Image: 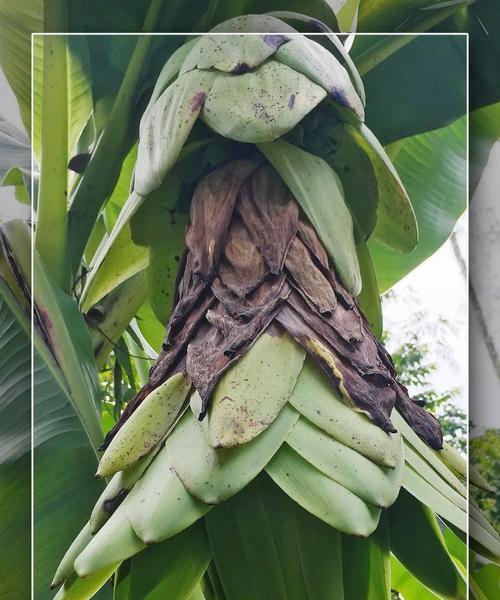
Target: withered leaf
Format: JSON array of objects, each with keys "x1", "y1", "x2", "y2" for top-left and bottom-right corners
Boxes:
[
  {"x1": 186, "y1": 159, "x2": 260, "y2": 281},
  {"x1": 236, "y1": 164, "x2": 298, "y2": 274},
  {"x1": 396, "y1": 388, "x2": 443, "y2": 450},
  {"x1": 150, "y1": 290, "x2": 214, "y2": 387},
  {"x1": 297, "y1": 220, "x2": 329, "y2": 269},
  {"x1": 211, "y1": 274, "x2": 289, "y2": 320},
  {"x1": 219, "y1": 216, "x2": 268, "y2": 298},
  {"x1": 187, "y1": 285, "x2": 289, "y2": 417},
  {"x1": 285, "y1": 236, "x2": 337, "y2": 314},
  {"x1": 286, "y1": 291, "x2": 362, "y2": 352},
  {"x1": 104, "y1": 158, "x2": 443, "y2": 453},
  {"x1": 275, "y1": 302, "x2": 397, "y2": 433},
  {"x1": 165, "y1": 252, "x2": 207, "y2": 340}
]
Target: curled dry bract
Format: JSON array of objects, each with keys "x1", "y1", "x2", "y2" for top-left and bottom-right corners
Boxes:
[{"x1": 105, "y1": 160, "x2": 443, "y2": 452}]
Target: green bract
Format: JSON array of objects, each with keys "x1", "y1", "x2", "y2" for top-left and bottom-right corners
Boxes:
[{"x1": 134, "y1": 21, "x2": 367, "y2": 199}]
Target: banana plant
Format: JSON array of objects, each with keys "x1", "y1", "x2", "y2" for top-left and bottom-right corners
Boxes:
[{"x1": 0, "y1": 3, "x2": 499, "y2": 600}]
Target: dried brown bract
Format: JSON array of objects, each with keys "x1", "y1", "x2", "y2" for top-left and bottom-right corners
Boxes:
[{"x1": 102, "y1": 159, "x2": 442, "y2": 451}]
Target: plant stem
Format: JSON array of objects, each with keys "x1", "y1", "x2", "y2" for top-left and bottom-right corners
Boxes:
[
  {"x1": 66, "y1": 0, "x2": 163, "y2": 279},
  {"x1": 35, "y1": 0, "x2": 69, "y2": 291}
]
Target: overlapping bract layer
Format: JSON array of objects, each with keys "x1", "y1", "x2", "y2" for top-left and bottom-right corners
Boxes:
[
  {"x1": 103, "y1": 159, "x2": 442, "y2": 456},
  {"x1": 54, "y1": 363, "x2": 407, "y2": 594}
]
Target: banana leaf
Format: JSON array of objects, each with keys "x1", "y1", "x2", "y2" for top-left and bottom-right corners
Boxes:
[
  {"x1": 114, "y1": 522, "x2": 210, "y2": 600},
  {"x1": 357, "y1": 0, "x2": 467, "y2": 33},
  {"x1": 359, "y1": 35, "x2": 466, "y2": 145},
  {"x1": 369, "y1": 116, "x2": 466, "y2": 292},
  {"x1": 0, "y1": 285, "x2": 30, "y2": 599},
  {"x1": 205, "y1": 474, "x2": 345, "y2": 600},
  {"x1": 0, "y1": 281, "x2": 107, "y2": 600}
]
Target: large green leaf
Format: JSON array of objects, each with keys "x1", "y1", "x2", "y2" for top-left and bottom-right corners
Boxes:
[
  {"x1": 35, "y1": 29, "x2": 70, "y2": 289},
  {"x1": 3, "y1": 219, "x2": 103, "y2": 448},
  {"x1": 66, "y1": 0, "x2": 210, "y2": 33},
  {"x1": 357, "y1": 0, "x2": 465, "y2": 33},
  {"x1": 358, "y1": 35, "x2": 466, "y2": 145},
  {"x1": 0, "y1": 116, "x2": 30, "y2": 184},
  {"x1": 472, "y1": 563, "x2": 500, "y2": 600},
  {"x1": 391, "y1": 555, "x2": 440, "y2": 600},
  {"x1": 0, "y1": 279, "x2": 107, "y2": 600},
  {"x1": 66, "y1": 6, "x2": 165, "y2": 275},
  {"x1": 342, "y1": 512, "x2": 391, "y2": 600},
  {"x1": 0, "y1": 0, "x2": 43, "y2": 136},
  {"x1": 0, "y1": 285, "x2": 30, "y2": 599},
  {"x1": 114, "y1": 522, "x2": 211, "y2": 600},
  {"x1": 209, "y1": 0, "x2": 341, "y2": 31},
  {"x1": 66, "y1": 36, "x2": 94, "y2": 156},
  {"x1": 34, "y1": 248, "x2": 103, "y2": 448},
  {"x1": 389, "y1": 488, "x2": 464, "y2": 599},
  {"x1": 454, "y1": 0, "x2": 500, "y2": 110},
  {"x1": 206, "y1": 474, "x2": 345, "y2": 600},
  {"x1": 368, "y1": 116, "x2": 466, "y2": 292},
  {"x1": 3, "y1": 12, "x2": 93, "y2": 164}
]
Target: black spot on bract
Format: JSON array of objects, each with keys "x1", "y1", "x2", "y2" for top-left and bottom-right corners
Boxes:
[
  {"x1": 262, "y1": 34, "x2": 288, "y2": 49},
  {"x1": 309, "y1": 18, "x2": 330, "y2": 33},
  {"x1": 233, "y1": 62, "x2": 251, "y2": 75},
  {"x1": 330, "y1": 88, "x2": 348, "y2": 107}
]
